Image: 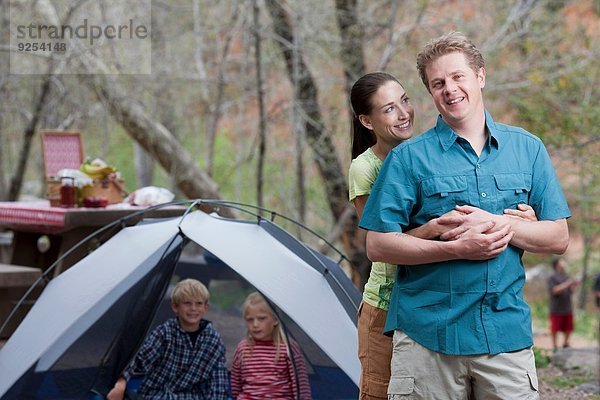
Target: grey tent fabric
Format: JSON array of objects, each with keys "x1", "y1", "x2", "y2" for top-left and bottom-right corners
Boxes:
[
  {"x1": 0, "y1": 217, "x2": 184, "y2": 398},
  {"x1": 0, "y1": 209, "x2": 361, "y2": 398},
  {"x1": 180, "y1": 211, "x2": 360, "y2": 383}
]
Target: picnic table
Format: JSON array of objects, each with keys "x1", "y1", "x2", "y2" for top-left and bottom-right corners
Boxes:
[
  {"x1": 0, "y1": 200, "x2": 186, "y2": 273},
  {"x1": 0, "y1": 200, "x2": 186, "y2": 338}
]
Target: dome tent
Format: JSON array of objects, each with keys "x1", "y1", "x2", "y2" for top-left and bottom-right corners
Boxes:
[{"x1": 0, "y1": 201, "x2": 360, "y2": 399}]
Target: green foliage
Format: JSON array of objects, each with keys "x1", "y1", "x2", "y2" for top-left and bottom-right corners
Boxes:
[
  {"x1": 529, "y1": 298, "x2": 599, "y2": 342},
  {"x1": 533, "y1": 346, "x2": 551, "y2": 369},
  {"x1": 551, "y1": 376, "x2": 594, "y2": 389},
  {"x1": 3, "y1": 0, "x2": 599, "y2": 267},
  {"x1": 530, "y1": 300, "x2": 549, "y2": 329},
  {"x1": 574, "y1": 309, "x2": 599, "y2": 342},
  {"x1": 208, "y1": 280, "x2": 255, "y2": 310},
  {"x1": 81, "y1": 125, "x2": 138, "y2": 191}
]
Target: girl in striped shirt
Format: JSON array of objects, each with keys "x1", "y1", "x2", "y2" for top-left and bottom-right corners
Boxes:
[{"x1": 231, "y1": 292, "x2": 312, "y2": 399}]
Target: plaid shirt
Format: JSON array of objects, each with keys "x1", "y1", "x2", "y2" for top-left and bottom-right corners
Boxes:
[{"x1": 123, "y1": 318, "x2": 229, "y2": 399}]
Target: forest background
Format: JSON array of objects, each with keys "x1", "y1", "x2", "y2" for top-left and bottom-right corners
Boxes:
[{"x1": 1, "y1": 0, "x2": 599, "y2": 315}]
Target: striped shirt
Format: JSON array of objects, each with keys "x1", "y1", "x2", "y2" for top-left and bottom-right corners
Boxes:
[
  {"x1": 122, "y1": 318, "x2": 229, "y2": 399},
  {"x1": 230, "y1": 338, "x2": 312, "y2": 399}
]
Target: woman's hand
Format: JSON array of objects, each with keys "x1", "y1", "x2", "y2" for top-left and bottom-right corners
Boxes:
[{"x1": 503, "y1": 203, "x2": 537, "y2": 222}]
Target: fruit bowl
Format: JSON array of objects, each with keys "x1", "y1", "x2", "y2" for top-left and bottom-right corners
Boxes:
[{"x1": 82, "y1": 196, "x2": 109, "y2": 208}]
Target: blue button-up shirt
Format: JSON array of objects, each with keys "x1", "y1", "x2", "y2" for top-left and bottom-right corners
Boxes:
[{"x1": 359, "y1": 110, "x2": 571, "y2": 355}]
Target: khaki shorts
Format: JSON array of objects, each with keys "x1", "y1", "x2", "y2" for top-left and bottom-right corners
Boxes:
[
  {"x1": 388, "y1": 330, "x2": 539, "y2": 400},
  {"x1": 357, "y1": 301, "x2": 392, "y2": 400}
]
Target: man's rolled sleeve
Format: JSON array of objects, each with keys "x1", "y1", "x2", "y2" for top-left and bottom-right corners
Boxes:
[
  {"x1": 530, "y1": 143, "x2": 571, "y2": 221},
  {"x1": 359, "y1": 149, "x2": 415, "y2": 233}
]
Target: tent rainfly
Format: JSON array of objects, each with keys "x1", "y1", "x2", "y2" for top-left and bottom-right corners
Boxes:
[{"x1": 0, "y1": 204, "x2": 361, "y2": 399}]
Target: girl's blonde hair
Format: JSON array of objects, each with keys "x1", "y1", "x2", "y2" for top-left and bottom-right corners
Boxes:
[{"x1": 241, "y1": 291, "x2": 290, "y2": 363}]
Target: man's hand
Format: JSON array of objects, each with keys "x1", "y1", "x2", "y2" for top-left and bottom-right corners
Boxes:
[
  {"x1": 449, "y1": 220, "x2": 514, "y2": 260},
  {"x1": 436, "y1": 204, "x2": 536, "y2": 241},
  {"x1": 366, "y1": 218, "x2": 514, "y2": 265},
  {"x1": 569, "y1": 278, "x2": 581, "y2": 289},
  {"x1": 409, "y1": 209, "x2": 465, "y2": 239},
  {"x1": 437, "y1": 205, "x2": 501, "y2": 241}
]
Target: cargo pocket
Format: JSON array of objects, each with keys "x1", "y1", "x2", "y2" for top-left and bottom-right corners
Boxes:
[
  {"x1": 494, "y1": 173, "x2": 531, "y2": 210},
  {"x1": 527, "y1": 370, "x2": 539, "y2": 392},
  {"x1": 387, "y1": 376, "x2": 415, "y2": 397},
  {"x1": 363, "y1": 374, "x2": 391, "y2": 398},
  {"x1": 421, "y1": 176, "x2": 468, "y2": 217}
]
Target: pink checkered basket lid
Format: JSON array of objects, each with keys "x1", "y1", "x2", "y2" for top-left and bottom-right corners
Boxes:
[{"x1": 41, "y1": 131, "x2": 84, "y2": 178}]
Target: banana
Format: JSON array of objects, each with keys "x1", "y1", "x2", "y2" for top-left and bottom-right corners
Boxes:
[{"x1": 80, "y1": 160, "x2": 117, "y2": 180}]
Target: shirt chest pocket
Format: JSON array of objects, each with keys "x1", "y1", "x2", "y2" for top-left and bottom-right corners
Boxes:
[
  {"x1": 494, "y1": 173, "x2": 532, "y2": 209},
  {"x1": 421, "y1": 176, "x2": 469, "y2": 217}
]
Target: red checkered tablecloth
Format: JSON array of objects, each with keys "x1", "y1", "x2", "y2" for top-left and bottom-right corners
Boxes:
[{"x1": 0, "y1": 201, "x2": 67, "y2": 233}]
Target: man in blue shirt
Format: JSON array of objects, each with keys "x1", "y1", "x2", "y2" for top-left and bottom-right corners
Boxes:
[{"x1": 360, "y1": 32, "x2": 570, "y2": 399}]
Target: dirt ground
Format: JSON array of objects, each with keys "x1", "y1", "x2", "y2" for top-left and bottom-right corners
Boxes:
[
  {"x1": 534, "y1": 329, "x2": 599, "y2": 399},
  {"x1": 2, "y1": 326, "x2": 598, "y2": 399}
]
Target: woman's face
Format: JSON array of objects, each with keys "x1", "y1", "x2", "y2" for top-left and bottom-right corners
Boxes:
[{"x1": 359, "y1": 80, "x2": 414, "y2": 146}]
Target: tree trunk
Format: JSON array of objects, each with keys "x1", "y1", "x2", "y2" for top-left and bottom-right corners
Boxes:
[
  {"x1": 265, "y1": 0, "x2": 370, "y2": 287},
  {"x1": 133, "y1": 143, "x2": 154, "y2": 188},
  {"x1": 333, "y1": 0, "x2": 370, "y2": 286},
  {"x1": 291, "y1": 16, "x2": 306, "y2": 226},
  {"x1": 81, "y1": 73, "x2": 234, "y2": 218},
  {"x1": 578, "y1": 234, "x2": 590, "y2": 309},
  {"x1": 205, "y1": 3, "x2": 239, "y2": 177},
  {"x1": 253, "y1": 0, "x2": 267, "y2": 210},
  {"x1": 8, "y1": 76, "x2": 52, "y2": 201},
  {"x1": 334, "y1": 0, "x2": 366, "y2": 95}
]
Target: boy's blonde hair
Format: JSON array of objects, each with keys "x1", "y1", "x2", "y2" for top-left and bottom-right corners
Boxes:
[
  {"x1": 171, "y1": 279, "x2": 210, "y2": 305},
  {"x1": 416, "y1": 31, "x2": 485, "y2": 92},
  {"x1": 241, "y1": 291, "x2": 289, "y2": 362}
]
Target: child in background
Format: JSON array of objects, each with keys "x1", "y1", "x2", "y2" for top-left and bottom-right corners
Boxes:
[
  {"x1": 230, "y1": 292, "x2": 312, "y2": 400},
  {"x1": 107, "y1": 279, "x2": 229, "y2": 400}
]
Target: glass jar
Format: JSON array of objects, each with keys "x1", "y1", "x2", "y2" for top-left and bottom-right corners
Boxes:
[{"x1": 60, "y1": 177, "x2": 76, "y2": 208}]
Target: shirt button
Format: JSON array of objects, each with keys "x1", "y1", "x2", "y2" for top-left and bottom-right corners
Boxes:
[
  {"x1": 481, "y1": 192, "x2": 487, "y2": 198},
  {"x1": 476, "y1": 163, "x2": 481, "y2": 169},
  {"x1": 490, "y1": 281, "x2": 495, "y2": 286}
]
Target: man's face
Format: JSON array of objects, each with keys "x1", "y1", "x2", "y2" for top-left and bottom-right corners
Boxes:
[{"x1": 425, "y1": 52, "x2": 485, "y2": 128}]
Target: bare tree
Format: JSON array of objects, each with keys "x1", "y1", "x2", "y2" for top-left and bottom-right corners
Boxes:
[
  {"x1": 7, "y1": 75, "x2": 52, "y2": 201},
  {"x1": 205, "y1": 4, "x2": 240, "y2": 177},
  {"x1": 291, "y1": 8, "x2": 306, "y2": 226},
  {"x1": 253, "y1": 0, "x2": 268, "y2": 209},
  {"x1": 265, "y1": 0, "x2": 370, "y2": 285},
  {"x1": 4, "y1": 0, "x2": 597, "y2": 291},
  {"x1": 82, "y1": 73, "x2": 234, "y2": 216},
  {"x1": 334, "y1": 0, "x2": 366, "y2": 95},
  {"x1": 133, "y1": 143, "x2": 154, "y2": 187}
]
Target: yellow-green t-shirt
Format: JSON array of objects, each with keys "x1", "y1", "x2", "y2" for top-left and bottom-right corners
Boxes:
[{"x1": 348, "y1": 147, "x2": 396, "y2": 311}]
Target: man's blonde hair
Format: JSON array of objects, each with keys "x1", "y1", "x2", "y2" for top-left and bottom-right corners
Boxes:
[
  {"x1": 416, "y1": 31, "x2": 485, "y2": 92},
  {"x1": 171, "y1": 278, "x2": 210, "y2": 305}
]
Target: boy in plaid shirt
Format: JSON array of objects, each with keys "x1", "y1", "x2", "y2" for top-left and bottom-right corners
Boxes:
[{"x1": 107, "y1": 279, "x2": 228, "y2": 400}]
